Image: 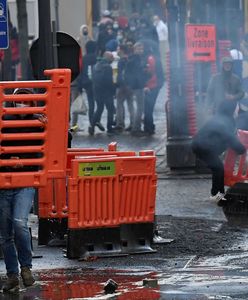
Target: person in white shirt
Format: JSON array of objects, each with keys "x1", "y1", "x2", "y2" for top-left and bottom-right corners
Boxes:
[{"x1": 153, "y1": 15, "x2": 169, "y2": 77}]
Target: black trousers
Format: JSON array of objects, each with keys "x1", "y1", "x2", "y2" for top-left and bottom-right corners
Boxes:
[
  {"x1": 84, "y1": 84, "x2": 95, "y2": 126},
  {"x1": 144, "y1": 87, "x2": 159, "y2": 133},
  {"x1": 92, "y1": 93, "x2": 114, "y2": 131},
  {"x1": 194, "y1": 149, "x2": 224, "y2": 196}
]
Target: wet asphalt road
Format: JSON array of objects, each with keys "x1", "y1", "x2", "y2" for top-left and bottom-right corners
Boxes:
[{"x1": 1, "y1": 84, "x2": 248, "y2": 299}]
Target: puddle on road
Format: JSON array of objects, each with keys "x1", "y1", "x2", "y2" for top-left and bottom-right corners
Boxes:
[{"x1": 0, "y1": 267, "x2": 247, "y2": 299}]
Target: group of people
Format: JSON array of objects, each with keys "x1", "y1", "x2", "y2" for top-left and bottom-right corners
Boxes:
[
  {"x1": 72, "y1": 10, "x2": 168, "y2": 137},
  {"x1": 192, "y1": 54, "x2": 248, "y2": 205}
]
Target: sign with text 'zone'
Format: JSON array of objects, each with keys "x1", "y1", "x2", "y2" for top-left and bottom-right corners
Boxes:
[
  {"x1": 185, "y1": 24, "x2": 216, "y2": 62},
  {"x1": 0, "y1": 0, "x2": 8, "y2": 49}
]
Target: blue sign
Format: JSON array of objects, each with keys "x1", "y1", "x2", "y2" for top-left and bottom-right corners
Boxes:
[{"x1": 0, "y1": 0, "x2": 8, "y2": 49}]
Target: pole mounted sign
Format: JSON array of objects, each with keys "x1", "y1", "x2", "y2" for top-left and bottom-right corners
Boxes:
[
  {"x1": 0, "y1": 0, "x2": 8, "y2": 49},
  {"x1": 185, "y1": 24, "x2": 216, "y2": 62}
]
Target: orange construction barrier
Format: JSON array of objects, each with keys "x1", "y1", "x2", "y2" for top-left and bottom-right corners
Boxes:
[
  {"x1": 0, "y1": 69, "x2": 71, "y2": 188},
  {"x1": 38, "y1": 145, "x2": 137, "y2": 245},
  {"x1": 119, "y1": 151, "x2": 157, "y2": 224},
  {"x1": 68, "y1": 152, "x2": 156, "y2": 229},
  {"x1": 66, "y1": 151, "x2": 157, "y2": 258},
  {"x1": 39, "y1": 146, "x2": 136, "y2": 219},
  {"x1": 68, "y1": 156, "x2": 121, "y2": 229},
  {"x1": 224, "y1": 130, "x2": 248, "y2": 187}
]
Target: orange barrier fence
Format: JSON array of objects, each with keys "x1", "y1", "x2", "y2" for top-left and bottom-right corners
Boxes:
[
  {"x1": 68, "y1": 152, "x2": 157, "y2": 229},
  {"x1": 0, "y1": 69, "x2": 71, "y2": 188},
  {"x1": 224, "y1": 130, "x2": 248, "y2": 187},
  {"x1": 39, "y1": 146, "x2": 136, "y2": 218}
]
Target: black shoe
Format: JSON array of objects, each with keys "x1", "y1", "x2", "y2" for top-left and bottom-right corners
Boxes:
[
  {"x1": 88, "y1": 126, "x2": 94, "y2": 136},
  {"x1": 2, "y1": 274, "x2": 20, "y2": 293},
  {"x1": 95, "y1": 122, "x2": 105, "y2": 131}
]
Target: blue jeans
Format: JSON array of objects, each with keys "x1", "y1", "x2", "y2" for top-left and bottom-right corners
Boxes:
[{"x1": 0, "y1": 188, "x2": 34, "y2": 275}]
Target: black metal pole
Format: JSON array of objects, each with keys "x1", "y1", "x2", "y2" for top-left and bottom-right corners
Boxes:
[
  {"x1": 166, "y1": 0, "x2": 195, "y2": 169},
  {"x1": 167, "y1": 0, "x2": 188, "y2": 137},
  {"x1": 37, "y1": 0, "x2": 53, "y2": 79}
]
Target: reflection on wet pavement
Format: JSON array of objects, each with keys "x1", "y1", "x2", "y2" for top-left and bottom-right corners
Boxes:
[{"x1": 1, "y1": 266, "x2": 248, "y2": 299}]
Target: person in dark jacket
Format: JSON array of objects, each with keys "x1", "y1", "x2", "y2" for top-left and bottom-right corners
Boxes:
[
  {"x1": 77, "y1": 41, "x2": 98, "y2": 128},
  {"x1": 90, "y1": 51, "x2": 115, "y2": 135},
  {"x1": 206, "y1": 56, "x2": 244, "y2": 115},
  {"x1": 137, "y1": 17, "x2": 159, "y2": 46},
  {"x1": 97, "y1": 25, "x2": 116, "y2": 56},
  {"x1": 114, "y1": 44, "x2": 134, "y2": 131},
  {"x1": 124, "y1": 42, "x2": 150, "y2": 136},
  {"x1": 192, "y1": 101, "x2": 246, "y2": 203}
]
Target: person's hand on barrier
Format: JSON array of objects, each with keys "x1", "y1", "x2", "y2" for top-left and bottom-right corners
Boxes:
[{"x1": 10, "y1": 156, "x2": 23, "y2": 169}]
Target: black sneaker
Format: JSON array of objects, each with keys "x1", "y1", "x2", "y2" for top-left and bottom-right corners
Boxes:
[
  {"x1": 21, "y1": 267, "x2": 35, "y2": 287},
  {"x1": 88, "y1": 126, "x2": 94, "y2": 136},
  {"x1": 2, "y1": 274, "x2": 20, "y2": 293},
  {"x1": 95, "y1": 122, "x2": 105, "y2": 131}
]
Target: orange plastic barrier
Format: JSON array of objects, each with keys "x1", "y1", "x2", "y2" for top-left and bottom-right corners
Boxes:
[
  {"x1": 224, "y1": 130, "x2": 248, "y2": 187},
  {"x1": 119, "y1": 152, "x2": 157, "y2": 224},
  {"x1": 68, "y1": 156, "x2": 121, "y2": 228},
  {"x1": 39, "y1": 148, "x2": 136, "y2": 218},
  {"x1": 68, "y1": 152, "x2": 157, "y2": 229},
  {"x1": 0, "y1": 69, "x2": 71, "y2": 188},
  {"x1": 38, "y1": 178, "x2": 67, "y2": 218}
]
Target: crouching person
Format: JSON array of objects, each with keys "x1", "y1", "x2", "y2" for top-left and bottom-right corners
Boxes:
[
  {"x1": 0, "y1": 88, "x2": 47, "y2": 293},
  {"x1": 192, "y1": 101, "x2": 246, "y2": 204}
]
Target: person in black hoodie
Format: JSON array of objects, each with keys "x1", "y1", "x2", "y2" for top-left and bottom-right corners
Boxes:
[
  {"x1": 90, "y1": 51, "x2": 115, "y2": 135},
  {"x1": 192, "y1": 101, "x2": 246, "y2": 204},
  {"x1": 124, "y1": 42, "x2": 150, "y2": 136},
  {"x1": 77, "y1": 40, "x2": 98, "y2": 129}
]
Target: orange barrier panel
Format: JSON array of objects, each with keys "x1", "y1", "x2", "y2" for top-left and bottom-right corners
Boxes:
[
  {"x1": 119, "y1": 154, "x2": 157, "y2": 224},
  {"x1": 39, "y1": 149, "x2": 136, "y2": 218},
  {"x1": 224, "y1": 130, "x2": 248, "y2": 187},
  {"x1": 0, "y1": 69, "x2": 71, "y2": 188},
  {"x1": 67, "y1": 150, "x2": 136, "y2": 172},
  {"x1": 68, "y1": 157, "x2": 121, "y2": 229},
  {"x1": 68, "y1": 153, "x2": 157, "y2": 229},
  {"x1": 38, "y1": 178, "x2": 67, "y2": 218},
  {"x1": 68, "y1": 148, "x2": 105, "y2": 152}
]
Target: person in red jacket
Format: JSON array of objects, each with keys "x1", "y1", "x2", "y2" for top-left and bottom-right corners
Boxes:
[{"x1": 143, "y1": 44, "x2": 164, "y2": 135}]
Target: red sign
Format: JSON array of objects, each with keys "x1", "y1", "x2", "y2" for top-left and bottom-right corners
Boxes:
[{"x1": 185, "y1": 24, "x2": 216, "y2": 62}]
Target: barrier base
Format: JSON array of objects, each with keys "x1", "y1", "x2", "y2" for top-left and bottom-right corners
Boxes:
[
  {"x1": 120, "y1": 223, "x2": 156, "y2": 254},
  {"x1": 38, "y1": 218, "x2": 68, "y2": 246},
  {"x1": 166, "y1": 136, "x2": 196, "y2": 168},
  {"x1": 66, "y1": 227, "x2": 125, "y2": 259},
  {"x1": 222, "y1": 183, "x2": 248, "y2": 223}
]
